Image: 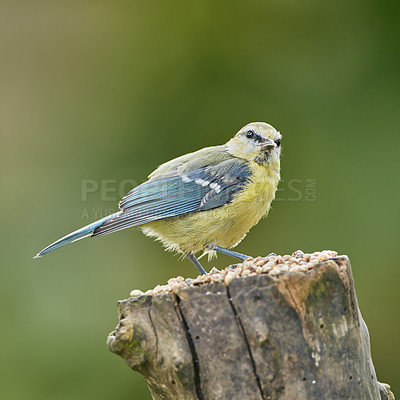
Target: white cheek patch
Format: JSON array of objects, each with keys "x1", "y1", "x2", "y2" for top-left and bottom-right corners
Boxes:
[{"x1": 241, "y1": 136, "x2": 258, "y2": 150}]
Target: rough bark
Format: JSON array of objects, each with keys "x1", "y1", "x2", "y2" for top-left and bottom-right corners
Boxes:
[{"x1": 107, "y1": 256, "x2": 394, "y2": 400}]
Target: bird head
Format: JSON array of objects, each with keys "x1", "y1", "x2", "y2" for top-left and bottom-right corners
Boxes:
[{"x1": 226, "y1": 122, "x2": 282, "y2": 166}]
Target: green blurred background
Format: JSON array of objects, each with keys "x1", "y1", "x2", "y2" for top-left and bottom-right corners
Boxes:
[{"x1": 1, "y1": 0, "x2": 399, "y2": 399}]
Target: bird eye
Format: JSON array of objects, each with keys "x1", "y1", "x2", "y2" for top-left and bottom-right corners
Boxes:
[
  {"x1": 246, "y1": 130, "x2": 255, "y2": 139},
  {"x1": 275, "y1": 139, "x2": 281, "y2": 147}
]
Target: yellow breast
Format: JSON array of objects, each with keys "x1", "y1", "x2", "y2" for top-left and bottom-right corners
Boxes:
[{"x1": 141, "y1": 162, "x2": 280, "y2": 254}]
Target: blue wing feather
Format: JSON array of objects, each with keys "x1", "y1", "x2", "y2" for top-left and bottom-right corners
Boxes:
[{"x1": 92, "y1": 158, "x2": 252, "y2": 237}]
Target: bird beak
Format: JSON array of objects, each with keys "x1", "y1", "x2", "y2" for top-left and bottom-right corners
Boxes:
[{"x1": 260, "y1": 139, "x2": 276, "y2": 150}]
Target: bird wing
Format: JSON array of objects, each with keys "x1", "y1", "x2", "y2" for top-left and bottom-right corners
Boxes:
[{"x1": 92, "y1": 153, "x2": 252, "y2": 237}]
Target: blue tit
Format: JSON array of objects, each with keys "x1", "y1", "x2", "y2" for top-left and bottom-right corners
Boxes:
[{"x1": 35, "y1": 122, "x2": 282, "y2": 275}]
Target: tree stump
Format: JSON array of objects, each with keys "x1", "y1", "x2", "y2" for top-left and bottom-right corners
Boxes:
[{"x1": 107, "y1": 253, "x2": 394, "y2": 400}]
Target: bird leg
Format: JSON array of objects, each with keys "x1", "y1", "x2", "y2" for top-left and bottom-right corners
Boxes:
[
  {"x1": 210, "y1": 245, "x2": 249, "y2": 261},
  {"x1": 187, "y1": 247, "x2": 276, "y2": 275},
  {"x1": 186, "y1": 252, "x2": 207, "y2": 275}
]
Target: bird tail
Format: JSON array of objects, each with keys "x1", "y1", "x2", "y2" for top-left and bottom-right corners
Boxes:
[{"x1": 34, "y1": 211, "x2": 122, "y2": 258}]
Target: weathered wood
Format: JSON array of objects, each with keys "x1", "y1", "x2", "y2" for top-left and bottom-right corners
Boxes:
[{"x1": 107, "y1": 255, "x2": 394, "y2": 400}]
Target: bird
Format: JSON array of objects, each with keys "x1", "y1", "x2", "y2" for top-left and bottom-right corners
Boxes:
[{"x1": 34, "y1": 122, "x2": 282, "y2": 275}]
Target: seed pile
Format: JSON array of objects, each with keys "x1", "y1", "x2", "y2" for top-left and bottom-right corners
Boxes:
[{"x1": 129, "y1": 250, "x2": 339, "y2": 297}]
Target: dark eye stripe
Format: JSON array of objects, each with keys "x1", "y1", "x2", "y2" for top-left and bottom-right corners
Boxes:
[{"x1": 245, "y1": 130, "x2": 263, "y2": 142}]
